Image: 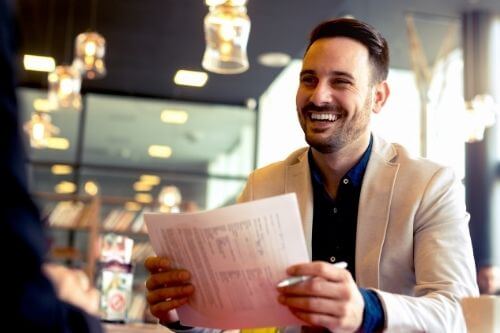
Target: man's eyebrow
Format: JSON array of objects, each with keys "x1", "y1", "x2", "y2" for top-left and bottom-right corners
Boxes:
[
  {"x1": 299, "y1": 69, "x2": 354, "y2": 80},
  {"x1": 330, "y1": 71, "x2": 355, "y2": 80},
  {"x1": 299, "y1": 69, "x2": 316, "y2": 77}
]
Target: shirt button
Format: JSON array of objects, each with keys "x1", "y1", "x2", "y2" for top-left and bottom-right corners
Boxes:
[
  {"x1": 329, "y1": 256, "x2": 336, "y2": 263},
  {"x1": 343, "y1": 178, "x2": 349, "y2": 184}
]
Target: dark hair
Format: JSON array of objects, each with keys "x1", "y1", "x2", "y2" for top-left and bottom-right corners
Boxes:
[{"x1": 306, "y1": 18, "x2": 389, "y2": 83}]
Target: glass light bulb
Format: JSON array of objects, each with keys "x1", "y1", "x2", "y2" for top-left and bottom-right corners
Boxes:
[
  {"x1": 202, "y1": 4, "x2": 250, "y2": 74},
  {"x1": 73, "y1": 31, "x2": 107, "y2": 79},
  {"x1": 219, "y1": 22, "x2": 237, "y2": 41},
  {"x1": 24, "y1": 112, "x2": 59, "y2": 149},
  {"x1": 48, "y1": 65, "x2": 81, "y2": 109},
  {"x1": 32, "y1": 122, "x2": 46, "y2": 142},
  {"x1": 59, "y1": 77, "x2": 74, "y2": 96},
  {"x1": 158, "y1": 186, "x2": 182, "y2": 207},
  {"x1": 84, "y1": 41, "x2": 97, "y2": 56}
]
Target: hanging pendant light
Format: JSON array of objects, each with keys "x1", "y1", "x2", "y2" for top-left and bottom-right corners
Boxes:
[
  {"x1": 202, "y1": 0, "x2": 251, "y2": 74},
  {"x1": 23, "y1": 112, "x2": 60, "y2": 148},
  {"x1": 158, "y1": 186, "x2": 182, "y2": 213},
  {"x1": 73, "y1": 31, "x2": 106, "y2": 79},
  {"x1": 48, "y1": 65, "x2": 82, "y2": 109}
]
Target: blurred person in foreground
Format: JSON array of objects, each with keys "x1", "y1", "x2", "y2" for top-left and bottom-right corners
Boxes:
[
  {"x1": 144, "y1": 17, "x2": 478, "y2": 332},
  {"x1": 0, "y1": 0, "x2": 102, "y2": 331}
]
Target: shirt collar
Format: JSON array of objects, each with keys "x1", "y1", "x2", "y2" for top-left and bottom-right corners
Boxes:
[{"x1": 308, "y1": 134, "x2": 373, "y2": 187}]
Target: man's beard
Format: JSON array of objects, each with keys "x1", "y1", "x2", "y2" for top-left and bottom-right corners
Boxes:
[{"x1": 300, "y1": 97, "x2": 372, "y2": 154}]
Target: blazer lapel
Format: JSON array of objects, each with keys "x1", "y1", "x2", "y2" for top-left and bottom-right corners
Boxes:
[
  {"x1": 356, "y1": 136, "x2": 399, "y2": 288},
  {"x1": 285, "y1": 150, "x2": 314, "y2": 258}
]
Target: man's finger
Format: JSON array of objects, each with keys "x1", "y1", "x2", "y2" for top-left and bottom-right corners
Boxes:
[
  {"x1": 277, "y1": 278, "x2": 350, "y2": 299},
  {"x1": 144, "y1": 256, "x2": 172, "y2": 273},
  {"x1": 278, "y1": 294, "x2": 343, "y2": 316},
  {"x1": 146, "y1": 269, "x2": 191, "y2": 290},
  {"x1": 149, "y1": 298, "x2": 189, "y2": 318},
  {"x1": 146, "y1": 284, "x2": 195, "y2": 305},
  {"x1": 291, "y1": 310, "x2": 342, "y2": 331}
]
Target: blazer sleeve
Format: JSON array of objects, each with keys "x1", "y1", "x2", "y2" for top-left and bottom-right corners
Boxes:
[{"x1": 375, "y1": 166, "x2": 478, "y2": 332}]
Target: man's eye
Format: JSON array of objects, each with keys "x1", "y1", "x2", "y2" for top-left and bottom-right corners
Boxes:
[
  {"x1": 332, "y1": 79, "x2": 350, "y2": 85},
  {"x1": 300, "y1": 76, "x2": 316, "y2": 85}
]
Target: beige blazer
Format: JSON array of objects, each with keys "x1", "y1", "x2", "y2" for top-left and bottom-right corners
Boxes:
[{"x1": 238, "y1": 135, "x2": 478, "y2": 333}]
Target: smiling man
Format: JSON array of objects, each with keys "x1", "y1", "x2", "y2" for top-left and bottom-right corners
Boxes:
[{"x1": 145, "y1": 18, "x2": 478, "y2": 333}]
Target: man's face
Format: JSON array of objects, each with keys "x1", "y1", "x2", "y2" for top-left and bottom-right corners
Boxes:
[{"x1": 296, "y1": 37, "x2": 376, "y2": 153}]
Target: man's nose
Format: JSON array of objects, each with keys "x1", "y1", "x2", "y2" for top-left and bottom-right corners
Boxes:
[{"x1": 309, "y1": 82, "x2": 333, "y2": 105}]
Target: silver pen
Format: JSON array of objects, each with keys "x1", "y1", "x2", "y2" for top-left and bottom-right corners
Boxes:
[{"x1": 276, "y1": 261, "x2": 348, "y2": 288}]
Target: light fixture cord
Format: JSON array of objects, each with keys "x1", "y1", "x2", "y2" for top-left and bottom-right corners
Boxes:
[
  {"x1": 45, "y1": 0, "x2": 55, "y2": 55},
  {"x1": 90, "y1": 0, "x2": 98, "y2": 30},
  {"x1": 64, "y1": 0, "x2": 76, "y2": 64},
  {"x1": 42, "y1": 0, "x2": 55, "y2": 87}
]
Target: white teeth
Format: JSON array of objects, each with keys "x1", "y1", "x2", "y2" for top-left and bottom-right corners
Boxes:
[{"x1": 310, "y1": 113, "x2": 338, "y2": 122}]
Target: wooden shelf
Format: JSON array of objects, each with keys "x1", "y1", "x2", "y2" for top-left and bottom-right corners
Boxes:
[
  {"x1": 50, "y1": 246, "x2": 82, "y2": 261},
  {"x1": 100, "y1": 228, "x2": 148, "y2": 236},
  {"x1": 34, "y1": 192, "x2": 101, "y2": 280}
]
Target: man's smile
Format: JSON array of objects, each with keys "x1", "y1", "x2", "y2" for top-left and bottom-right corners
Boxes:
[{"x1": 308, "y1": 111, "x2": 340, "y2": 122}]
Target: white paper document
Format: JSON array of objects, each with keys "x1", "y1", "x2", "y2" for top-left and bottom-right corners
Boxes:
[{"x1": 144, "y1": 193, "x2": 309, "y2": 329}]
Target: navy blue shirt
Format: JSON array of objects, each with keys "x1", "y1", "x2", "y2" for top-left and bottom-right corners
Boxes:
[{"x1": 309, "y1": 136, "x2": 384, "y2": 332}]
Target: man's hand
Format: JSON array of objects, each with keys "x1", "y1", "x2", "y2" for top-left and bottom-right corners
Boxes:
[
  {"x1": 144, "y1": 256, "x2": 195, "y2": 323},
  {"x1": 277, "y1": 261, "x2": 364, "y2": 333},
  {"x1": 43, "y1": 263, "x2": 100, "y2": 315}
]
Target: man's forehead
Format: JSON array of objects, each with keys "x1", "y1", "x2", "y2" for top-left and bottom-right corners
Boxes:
[{"x1": 301, "y1": 37, "x2": 371, "y2": 76}]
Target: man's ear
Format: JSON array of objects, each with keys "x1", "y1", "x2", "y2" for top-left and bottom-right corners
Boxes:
[{"x1": 372, "y1": 80, "x2": 390, "y2": 114}]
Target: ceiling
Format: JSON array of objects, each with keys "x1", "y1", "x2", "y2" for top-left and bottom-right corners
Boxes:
[
  {"x1": 14, "y1": 0, "x2": 500, "y2": 107},
  {"x1": 15, "y1": 0, "x2": 338, "y2": 106}
]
